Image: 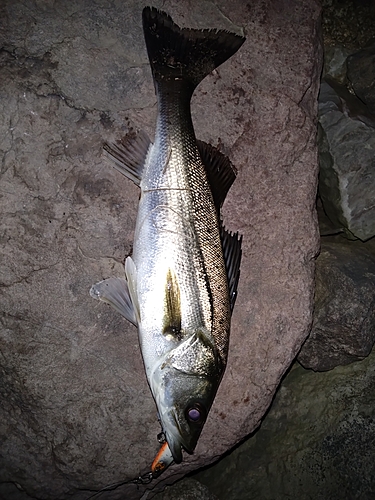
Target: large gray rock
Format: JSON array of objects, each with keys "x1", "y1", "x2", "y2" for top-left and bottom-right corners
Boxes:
[
  {"x1": 298, "y1": 237, "x2": 375, "y2": 371},
  {"x1": 318, "y1": 78, "x2": 375, "y2": 241},
  {"x1": 347, "y1": 42, "x2": 375, "y2": 115},
  {"x1": 195, "y1": 349, "x2": 375, "y2": 500},
  {"x1": 0, "y1": 0, "x2": 321, "y2": 498}
]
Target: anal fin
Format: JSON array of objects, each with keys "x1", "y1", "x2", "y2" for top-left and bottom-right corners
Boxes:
[{"x1": 103, "y1": 129, "x2": 151, "y2": 186}]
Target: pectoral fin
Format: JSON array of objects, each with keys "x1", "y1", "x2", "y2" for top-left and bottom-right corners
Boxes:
[{"x1": 90, "y1": 277, "x2": 138, "y2": 327}]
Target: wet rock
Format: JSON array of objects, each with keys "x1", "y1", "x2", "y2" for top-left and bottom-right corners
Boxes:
[
  {"x1": 298, "y1": 237, "x2": 375, "y2": 371},
  {"x1": 347, "y1": 42, "x2": 375, "y2": 115},
  {"x1": 318, "y1": 78, "x2": 375, "y2": 241},
  {"x1": 195, "y1": 350, "x2": 375, "y2": 500},
  {"x1": 0, "y1": 0, "x2": 321, "y2": 498}
]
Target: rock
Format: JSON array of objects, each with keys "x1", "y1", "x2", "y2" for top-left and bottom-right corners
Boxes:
[
  {"x1": 298, "y1": 237, "x2": 375, "y2": 371},
  {"x1": 316, "y1": 196, "x2": 345, "y2": 237},
  {"x1": 152, "y1": 478, "x2": 218, "y2": 500},
  {"x1": 0, "y1": 0, "x2": 321, "y2": 498},
  {"x1": 195, "y1": 350, "x2": 375, "y2": 499},
  {"x1": 323, "y1": 45, "x2": 352, "y2": 83},
  {"x1": 318, "y1": 78, "x2": 375, "y2": 241},
  {"x1": 347, "y1": 42, "x2": 375, "y2": 115},
  {"x1": 321, "y1": 0, "x2": 375, "y2": 50}
]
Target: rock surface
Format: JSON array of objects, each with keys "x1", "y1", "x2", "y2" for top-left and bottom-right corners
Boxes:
[
  {"x1": 195, "y1": 348, "x2": 375, "y2": 500},
  {"x1": 321, "y1": 0, "x2": 375, "y2": 50},
  {"x1": 322, "y1": 45, "x2": 352, "y2": 83},
  {"x1": 0, "y1": 0, "x2": 321, "y2": 498},
  {"x1": 298, "y1": 237, "x2": 375, "y2": 371},
  {"x1": 347, "y1": 42, "x2": 375, "y2": 114},
  {"x1": 318, "y1": 79, "x2": 375, "y2": 241},
  {"x1": 154, "y1": 478, "x2": 218, "y2": 500}
]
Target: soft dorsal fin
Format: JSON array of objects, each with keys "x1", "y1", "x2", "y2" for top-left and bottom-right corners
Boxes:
[
  {"x1": 103, "y1": 129, "x2": 151, "y2": 186},
  {"x1": 197, "y1": 141, "x2": 237, "y2": 211},
  {"x1": 90, "y1": 277, "x2": 138, "y2": 327},
  {"x1": 221, "y1": 226, "x2": 242, "y2": 312}
]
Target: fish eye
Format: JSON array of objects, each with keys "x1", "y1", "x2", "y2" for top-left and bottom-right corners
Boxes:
[{"x1": 185, "y1": 403, "x2": 206, "y2": 424}]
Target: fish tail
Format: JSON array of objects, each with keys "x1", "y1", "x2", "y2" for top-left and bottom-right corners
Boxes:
[{"x1": 142, "y1": 7, "x2": 245, "y2": 92}]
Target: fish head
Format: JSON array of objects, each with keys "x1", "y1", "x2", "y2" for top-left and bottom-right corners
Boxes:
[{"x1": 150, "y1": 330, "x2": 223, "y2": 463}]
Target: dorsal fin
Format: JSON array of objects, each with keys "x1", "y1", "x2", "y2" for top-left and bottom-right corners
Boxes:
[
  {"x1": 197, "y1": 141, "x2": 237, "y2": 211},
  {"x1": 221, "y1": 226, "x2": 242, "y2": 312},
  {"x1": 103, "y1": 129, "x2": 151, "y2": 186},
  {"x1": 163, "y1": 268, "x2": 182, "y2": 340}
]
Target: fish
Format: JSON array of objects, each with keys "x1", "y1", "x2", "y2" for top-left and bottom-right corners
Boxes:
[{"x1": 90, "y1": 6, "x2": 244, "y2": 475}]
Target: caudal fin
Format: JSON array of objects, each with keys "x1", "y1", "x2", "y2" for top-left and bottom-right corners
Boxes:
[{"x1": 142, "y1": 7, "x2": 245, "y2": 91}]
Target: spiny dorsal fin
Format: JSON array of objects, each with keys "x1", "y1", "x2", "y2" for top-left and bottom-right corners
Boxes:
[
  {"x1": 221, "y1": 226, "x2": 242, "y2": 312},
  {"x1": 163, "y1": 268, "x2": 182, "y2": 340},
  {"x1": 197, "y1": 141, "x2": 237, "y2": 211},
  {"x1": 103, "y1": 129, "x2": 151, "y2": 186}
]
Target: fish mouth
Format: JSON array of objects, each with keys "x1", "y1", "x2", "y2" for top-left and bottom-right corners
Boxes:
[
  {"x1": 163, "y1": 407, "x2": 197, "y2": 463},
  {"x1": 166, "y1": 434, "x2": 183, "y2": 464}
]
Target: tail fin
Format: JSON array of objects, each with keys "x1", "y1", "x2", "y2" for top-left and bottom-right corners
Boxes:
[{"x1": 142, "y1": 7, "x2": 245, "y2": 91}]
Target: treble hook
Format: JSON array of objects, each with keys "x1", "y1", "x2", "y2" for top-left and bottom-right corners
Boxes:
[
  {"x1": 133, "y1": 471, "x2": 154, "y2": 485},
  {"x1": 157, "y1": 431, "x2": 166, "y2": 444},
  {"x1": 85, "y1": 431, "x2": 172, "y2": 498}
]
